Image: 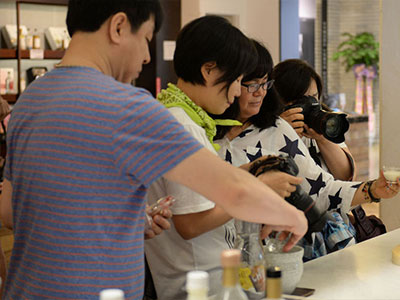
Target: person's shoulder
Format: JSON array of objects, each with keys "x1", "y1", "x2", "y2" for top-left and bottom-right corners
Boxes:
[{"x1": 167, "y1": 107, "x2": 195, "y2": 124}]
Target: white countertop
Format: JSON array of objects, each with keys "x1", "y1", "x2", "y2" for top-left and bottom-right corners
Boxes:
[{"x1": 297, "y1": 228, "x2": 400, "y2": 299}]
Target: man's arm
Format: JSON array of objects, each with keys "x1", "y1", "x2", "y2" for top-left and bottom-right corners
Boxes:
[
  {"x1": 0, "y1": 179, "x2": 13, "y2": 229},
  {"x1": 164, "y1": 148, "x2": 307, "y2": 249}
]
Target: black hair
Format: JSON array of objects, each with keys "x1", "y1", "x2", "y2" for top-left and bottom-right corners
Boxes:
[
  {"x1": 214, "y1": 40, "x2": 282, "y2": 140},
  {"x1": 174, "y1": 15, "x2": 257, "y2": 91},
  {"x1": 66, "y1": 0, "x2": 163, "y2": 37},
  {"x1": 272, "y1": 59, "x2": 323, "y2": 105}
]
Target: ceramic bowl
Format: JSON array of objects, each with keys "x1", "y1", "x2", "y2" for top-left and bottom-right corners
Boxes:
[{"x1": 264, "y1": 245, "x2": 304, "y2": 294}]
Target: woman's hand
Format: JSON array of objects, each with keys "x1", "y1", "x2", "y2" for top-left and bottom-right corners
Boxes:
[
  {"x1": 280, "y1": 107, "x2": 305, "y2": 137},
  {"x1": 257, "y1": 170, "x2": 302, "y2": 198},
  {"x1": 302, "y1": 124, "x2": 325, "y2": 141},
  {"x1": 371, "y1": 170, "x2": 400, "y2": 199}
]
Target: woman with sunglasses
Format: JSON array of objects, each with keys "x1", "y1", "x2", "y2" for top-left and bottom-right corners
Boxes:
[{"x1": 214, "y1": 40, "x2": 399, "y2": 261}]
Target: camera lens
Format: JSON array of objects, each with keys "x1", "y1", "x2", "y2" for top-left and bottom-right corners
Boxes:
[
  {"x1": 321, "y1": 113, "x2": 349, "y2": 143},
  {"x1": 325, "y1": 116, "x2": 340, "y2": 138}
]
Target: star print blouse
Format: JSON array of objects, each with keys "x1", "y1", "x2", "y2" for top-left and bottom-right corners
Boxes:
[{"x1": 214, "y1": 117, "x2": 361, "y2": 219}]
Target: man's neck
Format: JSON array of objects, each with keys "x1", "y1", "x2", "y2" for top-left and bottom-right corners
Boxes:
[{"x1": 57, "y1": 32, "x2": 111, "y2": 76}]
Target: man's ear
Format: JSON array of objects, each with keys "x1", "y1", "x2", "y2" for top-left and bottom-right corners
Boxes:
[
  {"x1": 201, "y1": 62, "x2": 217, "y2": 83},
  {"x1": 108, "y1": 12, "x2": 129, "y2": 44}
]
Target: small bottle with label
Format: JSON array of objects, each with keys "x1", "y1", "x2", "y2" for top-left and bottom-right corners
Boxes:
[
  {"x1": 186, "y1": 270, "x2": 209, "y2": 300},
  {"x1": 26, "y1": 28, "x2": 33, "y2": 50},
  {"x1": 234, "y1": 220, "x2": 265, "y2": 299},
  {"x1": 265, "y1": 267, "x2": 283, "y2": 300},
  {"x1": 99, "y1": 289, "x2": 125, "y2": 300},
  {"x1": 33, "y1": 28, "x2": 41, "y2": 49},
  {"x1": 216, "y1": 249, "x2": 249, "y2": 300},
  {"x1": 19, "y1": 28, "x2": 27, "y2": 50},
  {"x1": 20, "y1": 74, "x2": 26, "y2": 93},
  {"x1": 5, "y1": 71, "x2": 13, "y2": 94},
  {"x1": 62, "y1": 29, "x2": 70, "y2": 49}
]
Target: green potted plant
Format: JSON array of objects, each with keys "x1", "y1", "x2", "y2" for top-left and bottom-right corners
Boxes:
[
  {"x1": 332, "y1": 32, "x2": 379, "y2": 72},
  {"x1": 332, "y1": 32, "x2": 379, "y2": 116}
]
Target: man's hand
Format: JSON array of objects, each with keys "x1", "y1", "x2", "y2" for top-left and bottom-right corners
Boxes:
[
  {"x1": 280, "y1": 107, "x2": 305, "y2": 137},
  {"x1": 260, "y1": 209, "x2": 307, "y2": 252},
  {"x1": 257, "y1": 170, "x2": 302, "y2": 198},
  {"x1": 144, "y1": 207, "x2": 173, "y2": 240}
]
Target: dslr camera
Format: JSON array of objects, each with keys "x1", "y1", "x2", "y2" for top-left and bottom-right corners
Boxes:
[
  {"x1": 249, "y1": 155, "x2": 331, "y2": 240},
  {"x1": 284, "y1": 95, "x2": 349, "y2": 143}
]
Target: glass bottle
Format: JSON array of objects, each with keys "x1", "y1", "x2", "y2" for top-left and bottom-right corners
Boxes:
[
  {"x1": 62, "y1": 29, "x2": 70, "y2": 49},
  {"x1": 26, "y1": 28, "x2": 33, "y2": 50},
  {"x1": 99, "y1": 289, "x2": 125, "y2": 300},
  {"x1": 234, "y1": 220, "x2": 265, "y2": 300},
  {"x1": 265, "y1": 267, "x2": 283, "y2": 300},
  {"x1": 5, "y1": 71, "x2": 13, "y2": 94},
  {"x1": 216, "y1": 249, "x2": 248, "y2": 300},
  {"x1": 19, "y1": 28, "x2": 26, "y2": 50},
  {"x1": 19, "y1": 73, "x2": 26, "y2": 93},
  {"x1": 186, "y1": 270, "x2": 209, "y2": 300},
  {"x1": 33, "y1": 28, "x2": 41, "y2": 49}
]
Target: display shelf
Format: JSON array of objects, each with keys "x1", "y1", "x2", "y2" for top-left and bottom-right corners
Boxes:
[
  {"x1": 0, "y1": 49, "x2": 65, "y2": 59},
  {"x1": 16, "y1": 0, "x2": 68, "y2": 5},
  {"x1": 0, "y1": 94, "x2": 18, "y2": 104},
  {"x1": 0, "y1": 49, "x2": 16, "y2": 59}
]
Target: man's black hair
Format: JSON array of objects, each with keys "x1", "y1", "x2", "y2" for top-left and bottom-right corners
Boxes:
[
  {"x1": 272, "y1": 59, "x2": 323, "y2": 104},
  {"x1": 174, "y1": 15, "x2": 257, "y2": 90},
  {"x1": 214, "y1": 40, "x2": 282, "y2": 139},
  {"x1": 66, "y1": 0, "x2": 163, "y2": 36}
]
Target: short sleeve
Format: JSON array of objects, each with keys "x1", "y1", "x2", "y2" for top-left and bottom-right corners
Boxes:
[{"x1": 111, "y1": 89, "x2": 203, "y2": 186}]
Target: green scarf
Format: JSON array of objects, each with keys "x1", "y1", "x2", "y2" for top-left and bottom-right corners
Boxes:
[{"x1": 157, "y1": 83, "x2": 241, "y2": 151}]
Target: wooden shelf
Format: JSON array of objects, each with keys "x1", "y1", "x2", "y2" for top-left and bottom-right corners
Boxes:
[
  {"x1": 0, "y1": 94, "x2": 18, "y2": 104},
  {"x1": 16, "y1": 0, "x2": 68, "y2": 5},
  {"x1": 0, "y1": 49, "x2": 16, "y2": 59},
  {"x1": 0, "y1": 49, "x2": 65, "y2": 59},
  {"x1": 21, "y1": 49, "x2": 65, "y2": 59}
]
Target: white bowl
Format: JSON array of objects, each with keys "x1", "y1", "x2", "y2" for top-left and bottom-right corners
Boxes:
[{"x1": 264, "y1": 245, "x2": 304, "y2": 294}]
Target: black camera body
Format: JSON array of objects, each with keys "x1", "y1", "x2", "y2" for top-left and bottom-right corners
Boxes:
[
  {"x1": 285, "y1": 95, "x2": 349, "y2": 143},
  {"x1": 249, "y1": 155, "x2": 330, "y2": 240}
]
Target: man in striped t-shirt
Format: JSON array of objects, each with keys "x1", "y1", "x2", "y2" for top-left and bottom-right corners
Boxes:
[{"x1": 0, "y1": 1, "x2": 307, "y2": 299}]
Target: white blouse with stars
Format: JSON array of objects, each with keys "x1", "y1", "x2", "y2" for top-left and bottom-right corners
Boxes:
[{"x1": 215, "y1": 117, "x2": 361, "y2": 219}]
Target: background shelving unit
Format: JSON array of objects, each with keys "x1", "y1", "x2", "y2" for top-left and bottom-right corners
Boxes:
[{"x1": 0, "y1": 0, "x2": 68, "y2": 103}]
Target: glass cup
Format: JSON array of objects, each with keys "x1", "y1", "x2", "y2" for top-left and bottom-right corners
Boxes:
[{"x1": 382, "y1": 166, "x2": 400, "y2": 184}]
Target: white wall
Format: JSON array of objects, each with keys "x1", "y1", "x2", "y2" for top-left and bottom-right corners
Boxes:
[
  {"x1": 379, "y1": 0, "x2": 400, "y2": 231},
  {"x1": 299, "y1": 0, "x2": 316, "y2": 19},
  {"x1": 181, "y1": 0, "x2": 280, "y2": 63}
]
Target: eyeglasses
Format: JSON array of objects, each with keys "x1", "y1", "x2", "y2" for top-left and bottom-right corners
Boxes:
[{"x1": 241, "y1": 79, "x2": 275, "y2": 93}]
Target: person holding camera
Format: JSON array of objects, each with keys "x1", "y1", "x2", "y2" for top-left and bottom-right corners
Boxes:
[
  {"x1": 214, "y1": 40, "x2": 400, "y2": 260},
  {"x1": 275, "y1": 59, "x2": 355, "y2": 181}
]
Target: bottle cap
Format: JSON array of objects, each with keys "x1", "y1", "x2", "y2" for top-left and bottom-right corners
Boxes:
[
  {"x1": 99, "y1": 289, "x2": 125, "y2": 300},
  {"x1": 392, "y1": 244, "x2": 400, "y2": 265},
  {"x1": 220, "y1": 249, "x2": 241, "y2": 267},
  {"x1": 267, "y1": 266, "x2": 281, "y2": 278},
  {"x1": 186, "y1": 270, "x2": 209, "y2": 291}
]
